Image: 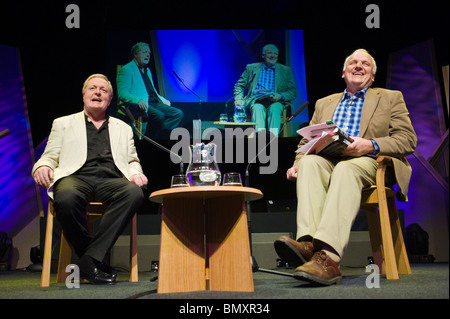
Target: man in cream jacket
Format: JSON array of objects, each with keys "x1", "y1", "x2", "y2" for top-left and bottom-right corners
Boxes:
[
  {"x1": 117, "y1": 42, "x2": 183, "y2": 138},
  {"x1": 32, "y1": 74, "x2": 148, "y2": 285}
]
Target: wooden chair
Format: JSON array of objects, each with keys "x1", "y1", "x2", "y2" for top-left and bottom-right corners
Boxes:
[
  {"x1": 280, "y1": 106, "x2": 289, "y2": 137},
  {"x1": 361, "y1": 156, "x2": 412, "y2": 280},
  {"x1": 41, "y1": 200, "x2": 138, "y2": 287}
]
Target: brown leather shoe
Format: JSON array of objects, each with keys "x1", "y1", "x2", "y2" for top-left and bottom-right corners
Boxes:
[
  {"x1": 293, "y1": 251, "x2": 342, "y2": 286},
  {"x1": 274, "y1": 236, "x2": 314, "y2": 267}
]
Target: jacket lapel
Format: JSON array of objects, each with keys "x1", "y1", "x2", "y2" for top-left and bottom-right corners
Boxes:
[
  {"x1": 359, "y1": 88, "x2": 381, "y2": 137},
  {"x1": 131, "y1": 61, "x2": 146, "y2": 92},
  {"x1": 250, "y1": 63, "x2": 262, "y2": 91},
  {"x1": 108, "y1": 118, "x2": 120, "y2": 160},
  {"x1": 323, "y1": 94, "x2": 342, "y2": 120},
  {"x1": 71, "y1": 111, "x2": 87, "y2": 159},
  {"x1": 131, "y1": 60, "x2": 163, "y2": 103},
  {"x1": 274, "y1": 63, "x2": 280, "y2": 90}
]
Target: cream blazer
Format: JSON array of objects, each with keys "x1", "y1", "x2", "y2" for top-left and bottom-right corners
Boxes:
[
  {"x1": 117, "y1": 60, "x2": 169, "y2": 107},
  {"x1": 32, "y1": 111, "x2": 144, "y2": 198}
]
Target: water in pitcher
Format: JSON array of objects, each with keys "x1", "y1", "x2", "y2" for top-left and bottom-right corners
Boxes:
[{"x1": 186, "y1": 169, "x2": 221, "y2": 186}]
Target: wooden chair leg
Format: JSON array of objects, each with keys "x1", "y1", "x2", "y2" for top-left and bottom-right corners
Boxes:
[
  {"x1": 388, "y1": 198, "x2": 412, "y2": 275},
  {"x1": 56, "y1": 231, "x2": 72, "y2": 283},
  {"x1": 41, "y1": 203, "x2": 54, "y2": 287},
  {"x1": 87, "y1": 214, "x2": 99, "y2": 234},
  {"x1": 366, "y1": 207, "x2": 384, "y2": 272},
  {"x1": 281, "y1": 107, "x2": 288, "y2": 137},
  {"x1": 137, "y1": 116, "x2": 144, "y2": 140},
  {"x1": 377, "y1": 186, "x2": 399, "y2": 280},
  {"x1": 129, "y1": 213, "x2": 138, "y2": 282}
]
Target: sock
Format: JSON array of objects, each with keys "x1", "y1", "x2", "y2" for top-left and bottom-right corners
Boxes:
[
  {"x1": 319, "y1": 243, "x2": 341, "y2": 263},
  {"x1": 321, "y1": 248, "x2": 341, "y2": 263}
]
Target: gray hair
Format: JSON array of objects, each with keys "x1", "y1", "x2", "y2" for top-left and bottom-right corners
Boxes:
[
  {"x1": 82, "y1": 74, "x2": 113, "y2": 95},
  {"x1": 262, "y1": 44, "x2": 279, "y2": 55},
  {"x1": 343, "y1": 49, "x2": 377, "y2": 75},
  {"x1": 131, "y1": 42, "x2": 150, "y2": 58}
]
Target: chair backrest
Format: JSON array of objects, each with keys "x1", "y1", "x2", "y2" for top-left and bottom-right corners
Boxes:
[{"x1": 86, "y1": 202, "x2": 107, "y2": 214}]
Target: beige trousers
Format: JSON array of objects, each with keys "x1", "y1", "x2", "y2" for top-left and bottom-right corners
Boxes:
[
  {"x1": 295, "y1": 155, "x2": 378, "y2": 257},
  {"x1": 250, "y1": 101, "x2": 284, "y2": 135}
]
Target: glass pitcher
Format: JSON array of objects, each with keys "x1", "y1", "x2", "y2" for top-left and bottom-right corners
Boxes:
[
  {"x1": 186, "y1": 142, "x2": 221, "y2": 186},
  {"x1": 233, "y1": 105, "x2": 247, "y2": 123}
]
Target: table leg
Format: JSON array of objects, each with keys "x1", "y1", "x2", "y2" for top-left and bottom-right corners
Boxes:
[
  {"x1": 158, "y1": 198, "x2": 206, "y2": 293},
  {"x1": 205, "y1": 196, "x2": 254, "y2": 292}
]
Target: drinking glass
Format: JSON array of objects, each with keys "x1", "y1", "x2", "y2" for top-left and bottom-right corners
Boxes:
[
  {"x1": 219, "y1": 113, "x2": 228, "y2": 122},
  {"x1": 222, "y1": 172, "x2": 242, "y2": 186},
  {"x1": 171, "y1": 174, "x2": 189, "y2": 188}
]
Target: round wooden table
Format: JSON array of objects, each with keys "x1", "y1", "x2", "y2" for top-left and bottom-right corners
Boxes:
[{"x1": 149, "y1": 186, "x2": 263, "y2": 293}]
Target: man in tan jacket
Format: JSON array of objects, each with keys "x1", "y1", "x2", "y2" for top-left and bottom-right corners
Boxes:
[
  {"x1": 234, "y1": 44, "x2": 297, "y2": 135},
  {"x1": 275, "y1": 49, "x2": 417, "y2": 285},
  {"x1": 32, "y1": 74, "x2": 148, "y2": 285}
]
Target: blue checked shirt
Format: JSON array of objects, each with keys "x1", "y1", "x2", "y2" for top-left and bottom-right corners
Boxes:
[
  {"x1": 254, "y1": 64, "x2": 276, "y2": 93},
  {"x1": 332, "y1": 87, "x2": 379, "y2": 154},
  {"x1": 332, "y1": 87, "x2": 369, "y2": 137}
]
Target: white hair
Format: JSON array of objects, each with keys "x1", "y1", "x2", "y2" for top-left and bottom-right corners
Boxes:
[
  {"x1": 131, "y1": 42, "x2": 150, "y2": 58},
  {"x1": 343, "y1": 49, "x2": 377, "y2": 74},
  {"x1": 262, "y1": 44, "x2": 279, "y2": 54},
  {"x1": 82, "y1": 74, "x2": 113, "y2": 95}
]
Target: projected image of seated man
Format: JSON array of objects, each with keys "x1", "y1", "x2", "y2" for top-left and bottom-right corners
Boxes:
[
  {"x1": 117, "y1": 42, "x2": 184, "y2": 138},
  {"x1": 233, "y1": 44, "x2": 297, "y2": 136}
]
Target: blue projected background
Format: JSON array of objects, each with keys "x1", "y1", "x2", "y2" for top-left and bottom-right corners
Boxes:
[
  {"x1": 152, "y1": 29, "x2": 308, "y2": 135},
  {"x1": 155, "y1": 30, "x2": 261, "y2": 102},
  {"x1": 110, "y1": 29, "x2": 308, "y2": 136}
]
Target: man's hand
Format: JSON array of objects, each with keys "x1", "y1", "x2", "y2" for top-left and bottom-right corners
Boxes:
[
  {"x1": 234, "y1": 99, "x2": 245, "y2": 106},
  {"x1": 286, "y1": 166, "x2": 298, "y2": 181},
  {"x1": 137, "y1": 100, "x2": 149, "y2": 112},
  {"x1": 130, "y1": 173, "x2": 148, "y2": 189},
  {"x1": 269, "y1": 93, "x2": 282, "y2": 102},
  {"x1": 342, "y1": 136, "x2": 375, "y2": 157},
  {"x1": 33, "y1": 166, "x2": 54, "y2": 189}
]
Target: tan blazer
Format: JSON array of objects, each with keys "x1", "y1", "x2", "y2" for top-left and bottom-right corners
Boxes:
[
  {"x1": 294, "y1": 88, "x2": 417, "y2": 201},
  {"x1": 32, "y1": 111, "x2": 144, "y2": 198},
  {"x1": 234, "y1": 62, "x2": 297, "y2": 108}
]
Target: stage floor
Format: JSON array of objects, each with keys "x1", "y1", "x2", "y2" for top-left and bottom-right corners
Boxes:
[{"x1": 1, "y1": 263, "x2": 448, "y2": 301}]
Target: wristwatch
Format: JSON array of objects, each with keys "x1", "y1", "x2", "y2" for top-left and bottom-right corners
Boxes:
[{"x1": 369, "y1": 139, "x2": 380, "y2": 155}]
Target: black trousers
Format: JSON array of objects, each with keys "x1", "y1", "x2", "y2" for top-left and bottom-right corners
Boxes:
[
  {"x1": 53, "y1": 175, "x2": 144, "y2": 263},
  {"x1": 122, "y1": 102, "x2": 184, "y2": 138}
]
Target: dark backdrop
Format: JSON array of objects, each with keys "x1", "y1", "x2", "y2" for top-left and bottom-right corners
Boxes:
[{"x1": 0, "y1": 0, "x2": 448, "y2": 211}]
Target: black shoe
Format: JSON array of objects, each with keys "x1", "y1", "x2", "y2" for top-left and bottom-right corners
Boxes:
[
  {"x1": 78, "y1": 255, "x2": 116, "y2": 285},
  {"x1": 80, "y1": 267, "x2": 116, "y2": 285},
  {"x1": 99, "y1": 263, "x2": 118, "y2": 281}
]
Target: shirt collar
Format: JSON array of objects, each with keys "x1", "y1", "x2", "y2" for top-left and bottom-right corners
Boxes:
[
  {"x1": 342, "y1": 87, "x2": 369, "y2": 100},
  {"x1": 263, "y1": 63, "x2": 276, "y2": 71},
  {"x1": 84, "y1": 114, "x2": 110, "y2": 132},
  {"x1": 84, "y1": 113, "x2": 109, "y2": 121}
]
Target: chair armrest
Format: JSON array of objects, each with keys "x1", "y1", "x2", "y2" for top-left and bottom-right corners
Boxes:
[
  {"x1": 375, "y1": 156, "x2": 395, "y2": 191},
  {"x1": 376, "y1": 155, "x2": 394, "y2": 166}
]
